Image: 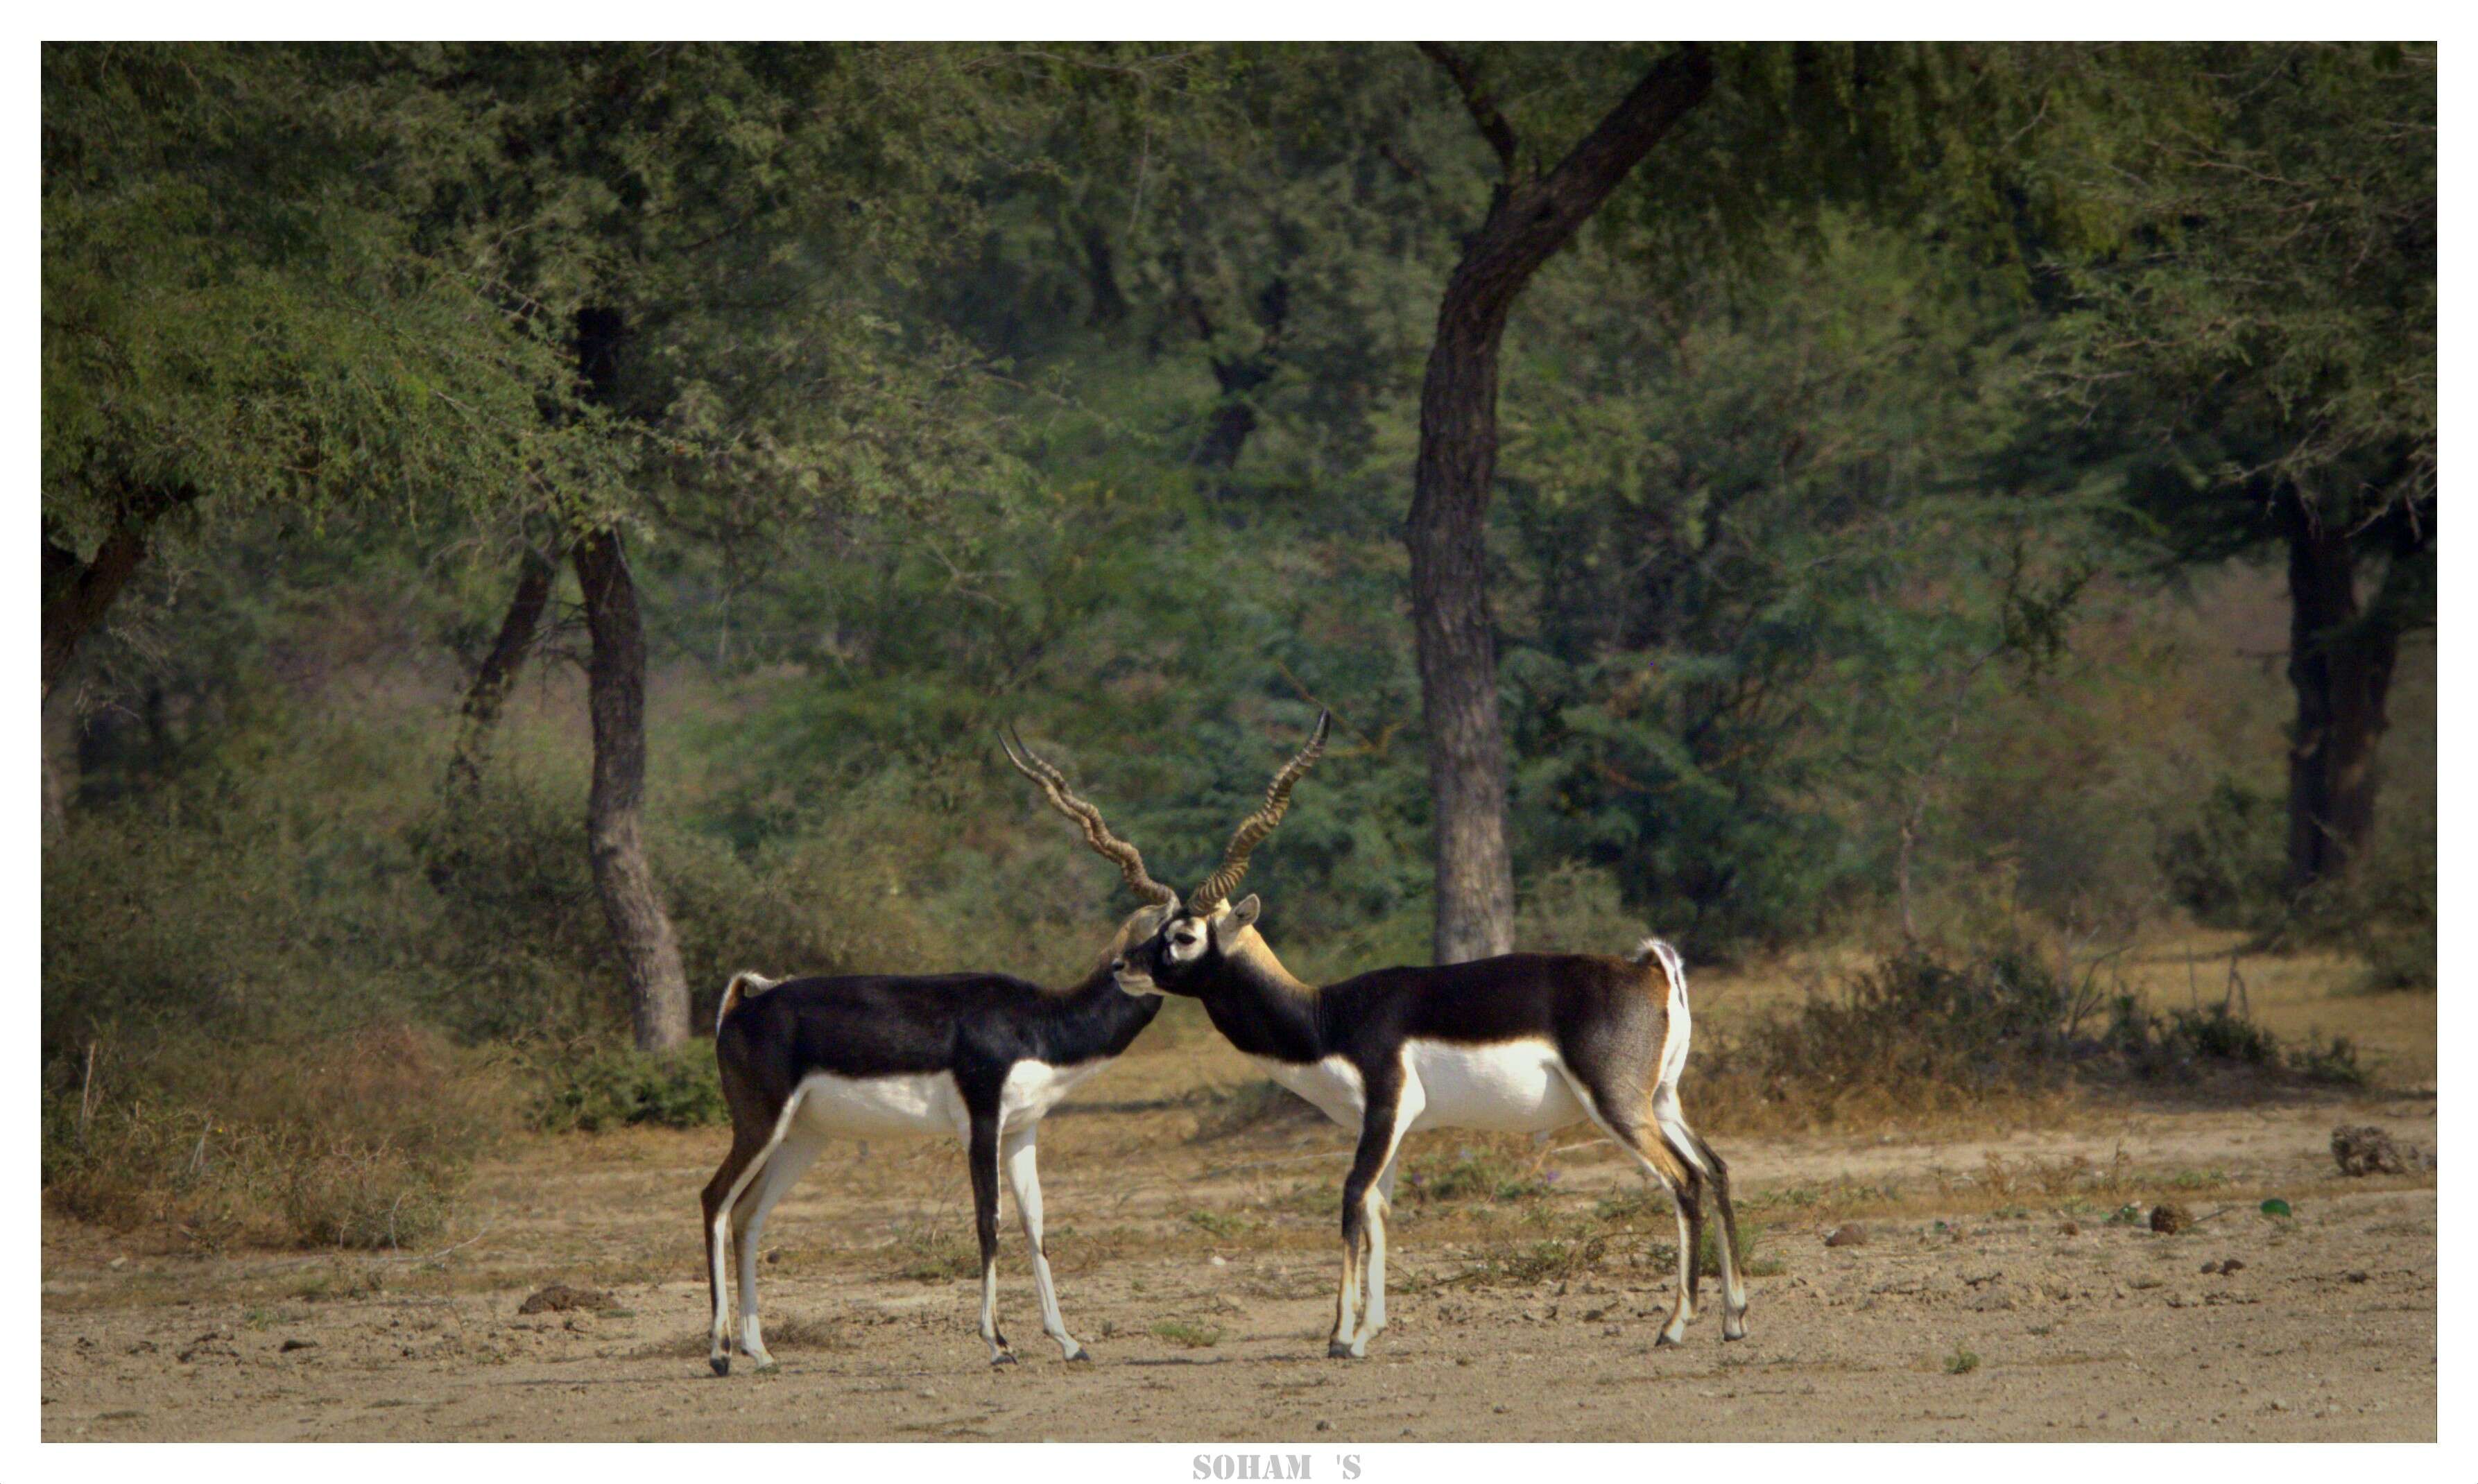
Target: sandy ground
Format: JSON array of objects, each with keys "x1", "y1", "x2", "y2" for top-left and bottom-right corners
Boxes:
[{"x1": 42, "y1": 1042, "x2": 2437, "y2": 1442}]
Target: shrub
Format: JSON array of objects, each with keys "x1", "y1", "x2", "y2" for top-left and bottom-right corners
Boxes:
[
  {"x1": 2157, "y1": 778, "x2": 2287, "y2": 930},
  {"x1": 528, "y1": 1044, "x2": 728, "y2": 1132},
  {"x1": 1700, "y1": 937, "x2": 2370, "y2": 1131},
  {"x1": 42, "y1": 1021, "x2": 512, "y2": 1250},
  {"x1": 1404, "y1": 1146, "x2": 1553, "y2": 1205},
  {"x1": 1703, "y1": 939, "x2": 2101, "y2": 1125}
]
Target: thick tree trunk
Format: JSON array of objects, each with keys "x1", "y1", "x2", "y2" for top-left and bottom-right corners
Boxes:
[
  {"x1": 2282, "y1": 496, "x2": 2399, "y2": 895},
  {"x1": 445, "y1": 547, "x2": 558, "y2": 796},
  {"x1": 1407, "y1": 43, "x2": 1712, "y2": 963},
  {"x1": 573, "y1": 528, "x2": 692, "y2": 1052}
]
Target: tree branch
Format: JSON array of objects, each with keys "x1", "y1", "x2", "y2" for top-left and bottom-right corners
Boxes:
[
  {"x1": 1418, "y1": 42, "x2": 1520, "y2": 179},
  {"x1": 1526, "y1": 43, "x2": 1714, "y2": 243}
]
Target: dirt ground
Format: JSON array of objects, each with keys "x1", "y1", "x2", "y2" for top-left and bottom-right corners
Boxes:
[{"x1": 42, "y1": 946, "x2": 2437, "y2": 1443}]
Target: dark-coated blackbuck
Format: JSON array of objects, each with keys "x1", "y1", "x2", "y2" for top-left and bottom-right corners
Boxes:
[
  {"x1": 1114, "y1": 712, "x2": 1750, "y2": 1358},
  {"x1": 701, "y1": 732, "x2": 1179, "y2": 1375}
]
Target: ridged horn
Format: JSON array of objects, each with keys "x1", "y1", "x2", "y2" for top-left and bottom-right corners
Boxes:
[
  {"x1": 1189, "y1": 711, "x2": 1331, "y2": 914},
  {"x1": 999, "y1": 727, "x2": 1178, "y2": 907}
]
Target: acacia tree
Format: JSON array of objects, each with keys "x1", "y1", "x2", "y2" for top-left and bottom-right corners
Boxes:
[
  {"x1": 2047, "y1": 42, "x2": 2434, "y2": 897},
  {"x1": 40, "y1": 44, "x2": 603, "y2": 705},
  {"x1": 391, "y1": 43, "x2": 1026, "y2": 1048}
]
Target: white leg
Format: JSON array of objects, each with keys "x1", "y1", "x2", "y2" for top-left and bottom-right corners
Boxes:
[
  {"x1": 1655, "y1": 1085, "x2": 1748, "y2": 1338},
  {"x1": 1000, "y1": 1125, "x2": 1086, "y2": 1361},
  {"x1": 709, "y1": 1094, "x2": 807, "y2": 1374},
  {"x1": 732, "y1": 1129, "x2": 825, "y2": 1370},
  {"x1": 1557, "y1": 1068, "x2": 1694, "y2": 1346},
  {"x1": 1350, "y1": 1078, "x2": 1422, "y2": 1356}
]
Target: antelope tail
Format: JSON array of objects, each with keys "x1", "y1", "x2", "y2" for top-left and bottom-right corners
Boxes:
[
  {"x1": 716, "y1": 970, "x2": 783, "y2": 1037},
  {"x1": 1631, "y1": 937, "x2": 1694, "y2": 1091}
]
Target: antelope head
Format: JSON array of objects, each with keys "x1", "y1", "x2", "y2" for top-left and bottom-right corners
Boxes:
[
  {"x1": 1114, "y1": 711, "x2": 1330, "y2": 996},
  {"x1": 999, "y1": 726, "x2": 1183, "y2": 986}
]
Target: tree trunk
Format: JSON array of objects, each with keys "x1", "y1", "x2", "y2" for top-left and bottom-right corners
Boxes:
[
  {"x1": 2282, "y1": 495, "x2": 2399, "y2": 896},
  {"x1": 1187, "y1": 278, "x2": 1289, "y2": 473},
  {"x1": 445, "y1": 547, "x2": 558, "y2": 797},
  {"x1": 1407, "y1": 43, "x2": 1713, "y2": 963},
  {"x1": 573, "y1": 528, "x2": 692, "y2": 1051},
  {"x1": 42, "y1": 498, "x2": 175, "y2": 702}
]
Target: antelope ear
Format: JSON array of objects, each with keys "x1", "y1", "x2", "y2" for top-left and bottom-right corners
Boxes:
[{"x1": 1212, "y1": 894, "x2": 1262, "y2": 945}]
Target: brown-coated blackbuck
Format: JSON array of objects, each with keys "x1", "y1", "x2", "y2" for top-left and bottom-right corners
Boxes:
[
  {"x1": 700, "y1": 732, "x2": 1178, "y2": 1374},
  {"x1": 1115, "y1": 712, "x2": 1750, "y2": 1358}
]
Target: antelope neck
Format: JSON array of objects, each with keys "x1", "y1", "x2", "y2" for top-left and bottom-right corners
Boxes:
[{"x1": 1194, "y1": 946, "x2": 1326, "y2": 1066}]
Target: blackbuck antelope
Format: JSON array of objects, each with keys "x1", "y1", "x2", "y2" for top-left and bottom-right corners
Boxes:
[
  {"x1": 1115, "y1": 713, "x2": 1749, "y2": 1358},
  {"x1": 700, "y1": 732, "x2": 1179, "y2": 1374}
]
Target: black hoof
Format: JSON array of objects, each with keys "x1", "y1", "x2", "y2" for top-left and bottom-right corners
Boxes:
[
  {"x1": 992, "y1": 1351, "x2": 1019, "y2": 1367},
  {"x1": 710, "y1": 1356, "x2": 731, "y2": 1377},
  {"x1": 1326, "y1": 1340, "x2": 1357, "y2": 1360},
  {"x1": 1654, "y1": 1331, "x2": 1682, "y2": 1349},
  {"x1": 1066, "y1": 1349, "x2": 1094, "y2": 1364}
]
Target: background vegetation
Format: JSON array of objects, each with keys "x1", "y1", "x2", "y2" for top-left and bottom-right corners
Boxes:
[{"x1": 42, "y1": 42, "x2": 2432, "y2": 1250}]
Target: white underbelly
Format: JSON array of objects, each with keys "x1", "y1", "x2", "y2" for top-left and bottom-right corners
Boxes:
[
  {"x1": 998, "y1": 1058, "x2": 1108, "y2": 1126},
  {"x1": 1254, "y1": 1055, "x2": 1368, "y2": 1128},
  {"x1": 1404, "y1": 1038, "x2": 1587, "y2": 1134},
  {"x1": 789, "y1": 1060, "x2": 1105, "y2": 1140},
  {"x1": 792, "y1": 1071, "x2": 967, "y2": 1138}
]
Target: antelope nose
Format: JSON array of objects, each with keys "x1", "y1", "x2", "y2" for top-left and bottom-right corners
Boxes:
[{"x1": 1110, "y1": 956, "x2": 1130, "y2": 974}]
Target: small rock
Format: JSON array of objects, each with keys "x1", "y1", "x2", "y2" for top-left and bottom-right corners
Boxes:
[
  {"x1": 2057, "y1": 1220, "x2": 2080, "y2": 1236},
  {"x1": 279, "y1": 1337, "x2": 318, "y2": 1352},
  {"x1": 2149, "y1": 1202, "x2": 2194, "y2": 1235},
  {"x1": 2331, "y1": 1125, "x2": 2407, "y2": 1177},
  {"x1": 2219, "y1": 1259, "x2": 2246, "y2": 1275},
  {"x1": 2345, "y1": 1270, "x2": 2370, "y2": 1284},
  {"x1": 1209, "y1": 1256, "x2": 1228, "y2": 1267},
  {"x1": 517, "y1": 1284, "x2": 610, "y2": 1315},
  {"x1": 2201, "y1": 1261, "x2": 2221, "y2": 1274},
  {"x1": 1316, "y1": 1420, "x2": 1333, "y2": 1432},
  {"x1": 1824, "y1": 1223, "x2": 1869, "y2": 1248},
  {"x1": 1602, "y1": 1325, "x2": 1624, "y2": 1338}
]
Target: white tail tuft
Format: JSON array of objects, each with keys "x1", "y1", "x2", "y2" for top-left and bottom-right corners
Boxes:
[
  {"x1": 716, "y1": 970, "x2": 783, "y2": 1037},
  {"x1": 1633, "y1": 937, "x2": 1694, "y2": 1089}
]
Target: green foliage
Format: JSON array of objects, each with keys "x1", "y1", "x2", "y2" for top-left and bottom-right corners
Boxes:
[
  {"x1": 2157, "y1": 779, "x2": 2289, "y2": 930},
  {"x1": 1499, "y1": 216, "x2": 2101, "y2": 943},
  {"x1": 528, "y1": 1046, "x2": 727, "y2": 1132},
  {"x1": 2045, "y1": 43, "x2": 2434, "y2": 542},
  {"x1": 42, "y1": 44, "x2": 619, "y2": 563}
]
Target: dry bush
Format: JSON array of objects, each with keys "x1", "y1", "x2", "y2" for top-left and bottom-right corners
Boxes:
[
  {"x1": 42, "y1": 1021, "x2": 513, "y2": 1251},
  {"x1": 1689, "y1": 941, "x2": 2096, "y2": 1134},
  {"x1": 1686, "y1": 938, "x2": 2364, "y2": 1137}
]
